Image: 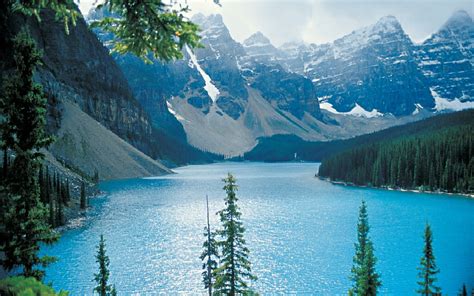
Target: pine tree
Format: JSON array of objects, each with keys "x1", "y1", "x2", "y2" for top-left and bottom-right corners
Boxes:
[
  {"x1": 80, "y1": 181, "x2": 87, "y2": 209},
  {"x1": 94, "y1": 235, "x2": 113, "y2": 296},
  {"x1": 65, "y1": 178, "x2": 70, "y2": 203},
  {"x1": 214, "y1": 174, "x2": 257, "y2": 295},
  {"x1": 349, "y1": 201, "x2": 381, "y2": 296},
  {"x1": 93, "y1": 169, "x2": 100, "y2": 184},
  {"x1": 0, "y1": 30, "x2": 58, "y2": 280},
  {"x1": 56, "y1": 192, "x2": 64, "y2": 227},
  {"x1": 200, "y1": 195, "x2": 218, "y2": 295},
  {"x1": 458, "y1": 283, "x2": 467, "y2": 296},
  {"x1": 416, "y1": 224, "x2": 441, "y2": 295}
]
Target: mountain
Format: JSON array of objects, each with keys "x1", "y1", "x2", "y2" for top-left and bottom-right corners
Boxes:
[
  {"x1": 317, "y1": 109, "x2": 474, "y2": 193},
  {"x1": 242, "y1": 31, "x2": 279, "y2": 62},
  {"x1": 244, "y1": 109, "x2": 474, "y2": 163},
  {"x1": 100, "y1": 13, "x2": 430, "y2": 156},
  {"x1": 416, "y1": 10, "x2": 474, "y2": 111},
  {"x1": 278, "y1": 16, "x2": 434, "y2": 116},
  {"x1": 277, "y1": 11, "x2": 474, "y2": 116},
  {"x1": 85, "y1": 11, "x2": 472, "y2": 157},
  {"x1": 3, "y1": 9, "x2": 173, "y2": 179}
]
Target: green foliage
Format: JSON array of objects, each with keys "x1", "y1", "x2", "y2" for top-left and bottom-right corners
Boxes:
[
  {"x1": 244, "y1": 109, "x2": 474, "y2": 163},
  {"x1": 458, "y1": 283, "x2": 467, "y2": 296},
  {"x1": 12, "y1": 0, "x2": 80, "y2": 34},
  {"x1": 416, "y1": 224, "x2": 441, "y2": 296},
  {"x1": 80, "y1": 180, "x2": 87, "y2": 209},
  {"x1": 319, "y1": 124, "x2": 474, "y2": 194},
  {"x1": 90, "y1": 0, "x2": 203, "y2": 63},
  {"x1": 94, "y1": 234, "x2": 114, "y2": 296},
  {"x1": 0, "y1": 276, "x2": 69, "y2": 296},
  {"x1": 200, "y1": 195, "x2": 219, "y2": 295},
  {"x1": 213, "y1": 174, "x2": 257, "y2": 295},
  {"x1": 0, "y1": 30, "x2": 59, "y2": 281},
  {"x1": 349, "y1": 201, "x2": 381, "y2": 296}
]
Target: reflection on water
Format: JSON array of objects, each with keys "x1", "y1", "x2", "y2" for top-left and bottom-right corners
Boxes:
[{"x1": 43, "y1": 162, "x2": 474, "y2": 294}]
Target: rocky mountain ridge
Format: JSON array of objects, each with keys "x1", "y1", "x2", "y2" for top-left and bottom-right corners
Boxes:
[{"x1": 276, "y1": 10, "x2": 473, "y2": 116}]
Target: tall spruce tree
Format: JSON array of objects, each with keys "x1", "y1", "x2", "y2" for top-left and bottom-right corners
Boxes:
[
  {"x1": 349, "y1": 200, "x2": 381, "y2": 296},
  {"x1": 458, "y1": 284, "x2": 467, "y2": 296},
  {"x1": 80, "y1": 181, "x2": 87, "y2": 209},
  {"x1": 214, "y1": 174, "x2": 257, "y2": 295},
  {"x1": 416, "y1": 224, "x2": 441, "y2": 295},
  {"x1": 0, "y1": 30, "x2": 58, "y2": 280},
  {"x1": 94, "y1": 234, "x2": 113, "y2": 296},
  {"x1": 200, "y1": 195, "x2": 218, "y2": 295}
]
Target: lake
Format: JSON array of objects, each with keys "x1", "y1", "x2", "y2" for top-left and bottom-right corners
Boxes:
[{"x1": 43, "y1": 162, "x2": 474, "y2": 294}]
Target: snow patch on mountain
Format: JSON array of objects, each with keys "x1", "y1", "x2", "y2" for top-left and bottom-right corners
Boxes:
[
  {"x1": 347, "y1": 104, "x2": 383, "y2": 118},
  {"x1": 320, "y1": 100, "x2": 383, "y2": 118},
  {"x1": 186, "y1": 46, "x2": 220, "y2": 102},
  {"x1": 167, "y1": 101, "x2": 186, "y2": 121},
  {"x1": 431, "y1": 88, "x2": 474, "y2": 111}
]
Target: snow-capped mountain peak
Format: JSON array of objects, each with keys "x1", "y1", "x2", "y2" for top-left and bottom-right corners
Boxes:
[
  {"x1": 442, "y1": 10, "x2": 473, "y2": 30},
  {"x1": 243, "y1": 31, "x2": 272, "y2": 47},
  {"x1": 372, "y1": 15, "x2": 402, "y2": 33},
  {"x1": 242, "y1": 31, "x2": 278, "y2": 61}
]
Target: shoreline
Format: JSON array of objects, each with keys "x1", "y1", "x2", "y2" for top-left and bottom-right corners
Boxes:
[{"x1": 317, "y1": 176, "x2": 474, "y2": 199}]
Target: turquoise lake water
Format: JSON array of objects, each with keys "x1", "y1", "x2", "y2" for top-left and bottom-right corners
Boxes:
[{"x1": 43, "y1": 162, "x2": 474, "y2": 294}]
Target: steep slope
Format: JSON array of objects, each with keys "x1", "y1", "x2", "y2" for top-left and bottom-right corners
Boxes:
[
  {"x1": 106, "y1": 13, "x2": 333, "y2": 156},
  {"x1": 242, "y1": 31, "x2": 280, "y2": 62},
  {"x1": 18, "y1": 10, "x2": 160, "y2": 158},
  {"x1": 0, "y1": 9, "x2": 184, "y2": 177},
  {"x1": 318, "y1": 109, "x2": 474, "y2": 193},
  {"x1": 416, "y1": 10, "x2": 474, "y2": 111},
  {"x1": 50, "y1": 100, "x2": 171, "y2": 179},
  {"x1": 279, "y1": 16, "x2": 434, "y2": 116},
  {"x1": 244, "y1": 109, "x2": 474, "y2": 162}
]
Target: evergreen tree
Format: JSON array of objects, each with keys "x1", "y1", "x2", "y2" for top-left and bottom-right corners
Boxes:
[
  {"x1": 56, "y1": 192, "x2": 64, "y2": 227},
  {"x1": 80, "y1": 181, "x2": 87, "y2": 209},
  {"x1": 458, "y1": 284, "x2": 467, "y2": 296},
  {"x1": 200, "y1": 195, "x2": 218, "y2": 295},
  {"x1": 0, "y1": 30, "x2": 58, "y2": 280},
  {"x1": 349, "y1": 201, "x2": 381, "y2": 295},
  {"x1": 93, "y1": 169, "x2": 100, "y2": 184},
  {"x1": 214, "y1": 174, "x2": 257, "y2": 295},
  {"x1": 94, "y1": 235, "x2": 113, "y2": 296},
  {"x1": 416, "y1": 224, "x2": 441, "y2": 295},
  {"x1": 65, "y1": 178, "x2": 70, "y2": 203},
  {"x1": 318, "y1": 123, "x2": 474, "y2": 194}
]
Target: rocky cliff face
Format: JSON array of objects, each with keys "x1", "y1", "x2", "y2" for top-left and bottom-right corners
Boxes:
[
  {"x1": 17, "y1": 10, "x2": 159, "y2": 158},
  {"x1": 279, "y1": 16, "x2": 434, "y2": 116},
  {"x1": 86, "y1": 10, "x2": 472, "y2": 156},
  {"x1": 1, "y1": 9, "x2": 180, "y2": 178},
  {"x1": 102, "y1": 13, "x2": 326, "y2": 155},
  {"x1": 416, "y1": 10, "x2": 474, "y2": 110},
  {"x1": 277, "y1": 11, "x2": 474, "y2": 116}
]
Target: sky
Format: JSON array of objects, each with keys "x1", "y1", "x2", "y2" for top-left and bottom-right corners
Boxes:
[{"x1": 78, "y1": 0, "x2": 473, "y2": 46}]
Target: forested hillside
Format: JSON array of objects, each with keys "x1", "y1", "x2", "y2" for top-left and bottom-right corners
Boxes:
[
  {"x1": 243, "y1": 110, "x2": 474, "y2": 162},
  {"x1": 318, "y1": 117, "x2": 474, "y2": 193}
]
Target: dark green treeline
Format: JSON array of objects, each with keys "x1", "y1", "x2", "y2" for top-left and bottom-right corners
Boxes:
[{"x1": 319, "y1": 125, "x2": 474, "y2": 193}]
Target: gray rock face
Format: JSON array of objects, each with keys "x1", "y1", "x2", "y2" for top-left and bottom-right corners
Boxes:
[
  {"x1": 243, "y1": 31, "x2": 279, "y2": 62},
  {"x1": 279, "y1": 16, "x2": 434, "y2": 116},
  {"x1": 19, "y1": 10, "x2": 159, "y2": 158},
  {"x1": 277, "y1": 11, "x2": 474, "y2": 116},
  {"x1": 416, "y1": 10, "x2": 474, "y2": 104},
  {"x1": 168, "y1": 14, "x2": 321, "y2": 121},
  {"x1": 240, "y1": 62, "x2": 320, "y2": 119}
]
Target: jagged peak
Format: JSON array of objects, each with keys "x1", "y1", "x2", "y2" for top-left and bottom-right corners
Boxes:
[
  {"x1": 372, "y1": 15, "x2": 403, "y2": 33},
  {"x1": 243, "y1": 31, "x2": 272, "y2": 47},
  {"x1": 191, "y1": 13, "x2": 224, "y2": 28},
  {"x1": 279, "y1": 40, "x2": 307, "y2": 50},
  {"x1": 441, "y1": 10, "x2": 473, "y2": 30}
]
